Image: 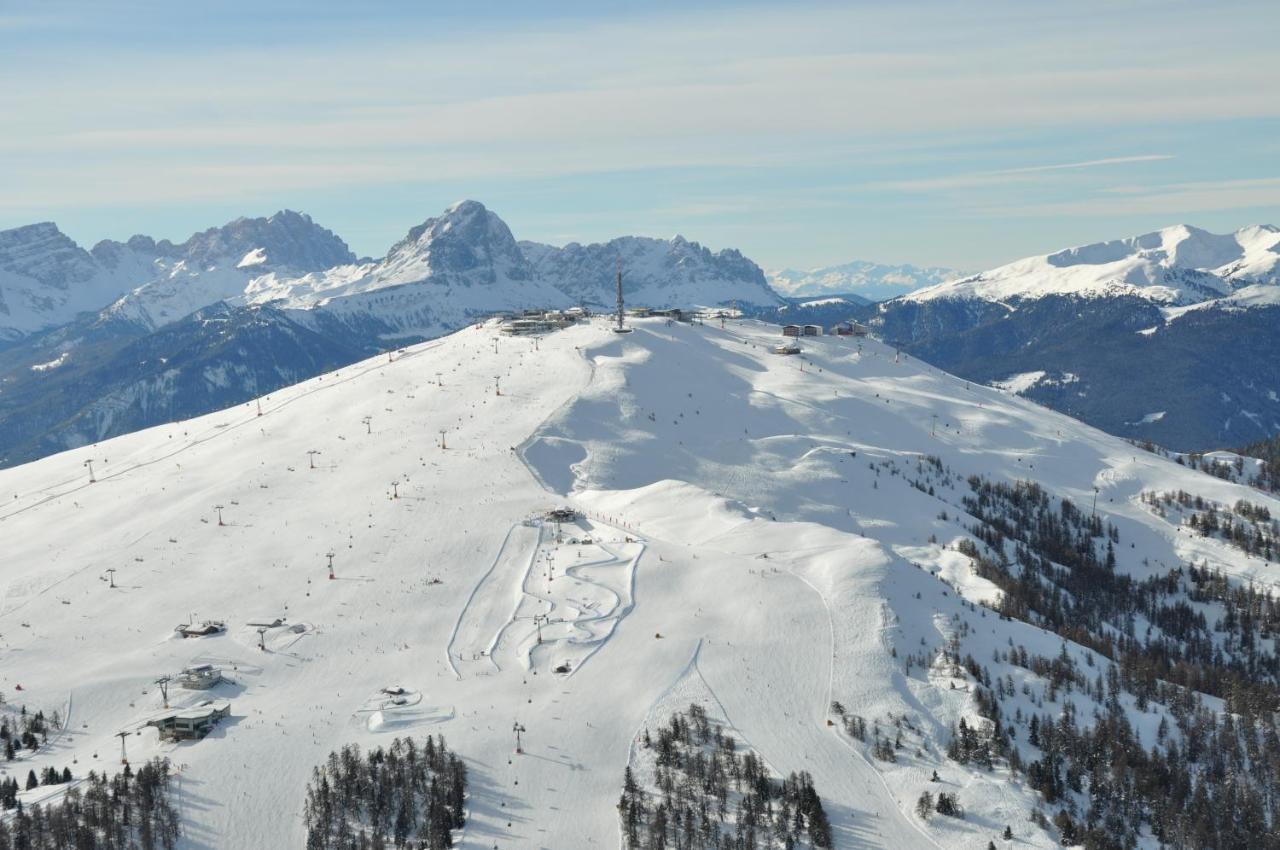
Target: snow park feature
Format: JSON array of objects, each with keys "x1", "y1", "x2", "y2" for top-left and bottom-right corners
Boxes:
[{"x1": 3, "y1": 311, "x2": 1280, "y2": 847}]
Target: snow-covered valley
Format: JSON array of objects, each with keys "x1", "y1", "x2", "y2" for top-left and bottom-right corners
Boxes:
[{"x1": 2, "y1": 316, "x2": 1279, "y2": 848}]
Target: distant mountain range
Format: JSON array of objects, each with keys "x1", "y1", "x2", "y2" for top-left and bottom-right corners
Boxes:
[
  {"x1": 767, "y1": 260, "x2": 961, "y2": 301},
  {"x1": 4, "y1": 207, "x2": 1279, "y2": 465},
  {"x1": 0, "y1": 201, "x2": 781, "y2": 466},
  {"x1": 863, "y1": 224, "x2": 1280, "y2": 451}
]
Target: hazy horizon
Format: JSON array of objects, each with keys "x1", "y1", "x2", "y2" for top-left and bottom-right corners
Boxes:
[{"x1": 3, "y1": 0, "x2": 1277, "y2": 271}]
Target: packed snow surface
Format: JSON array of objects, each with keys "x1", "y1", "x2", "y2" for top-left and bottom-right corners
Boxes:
[{"x1": 3, "y1": 316, "x2": 1279, "y2": 847}]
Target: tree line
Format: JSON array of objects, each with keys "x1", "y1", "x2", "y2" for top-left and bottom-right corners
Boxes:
[
  {"x1": 0, "y1": 757, "x2": 179, "y2": 850},
  {"x1": 951, "y1": 472, "x2": 1280, "y2": 848}
]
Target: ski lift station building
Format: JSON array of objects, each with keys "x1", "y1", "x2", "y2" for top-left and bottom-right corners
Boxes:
[
  {"x1": 178, "y1": 664, "x2": 222, "y2": 690},
  {"x1": 147, "y1": 701, "x2": 230, "y2": 742},
  {"x1": 545, "y1": 506, "x2": 579, "y2": 523}
]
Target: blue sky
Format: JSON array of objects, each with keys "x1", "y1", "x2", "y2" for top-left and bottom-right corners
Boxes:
[{"x1": 2, "y1": 0, "x2": 1277, "y2": 271}]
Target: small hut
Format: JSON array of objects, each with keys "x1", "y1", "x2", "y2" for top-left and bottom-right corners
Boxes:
[{"x1": 175, "y1": 620, "x2": 226, "y2": 638}]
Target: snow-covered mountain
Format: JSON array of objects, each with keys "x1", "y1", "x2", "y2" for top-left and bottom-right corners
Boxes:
[
  {"x1": 864, "y1": 223, "x2": 1280, "y2": 450},
  {"x1": 0, "y1": 212, "x2": 356, "y2": 341},
  {"x1": 101, "y1": 210, "x2": 358, "y2": 330},
  {"x1": 0, "y1": 201, "x2": 782, "y2": 467},
  {"x1": 254, "y1": 200, "x2": 573, "y2": 336},
  {"x1": 904, "y1": 224, "x2": 1280, "y2": 306},
  {"x1": 521, "y1": 234, "x2": 782, "y2": 309},
  {"x1": 0, "y1": 223, "x2": 150, "y2": 343},
  {"x1": 3, "y1": 315, "x2": 1278, "y2": 848},
  {"x1": 769, "y1": 260, "x2": 961, "y2": 301}
]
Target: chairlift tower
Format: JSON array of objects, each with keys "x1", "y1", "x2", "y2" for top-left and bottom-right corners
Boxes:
[
  {"x1": 155, "y1": 675, "x2": 171, "y2": 708},
  {"x1": 115, "y1": 730, "x2": 131, "y2": 765},
  {"x1": 105, "y1": 568, "x2": 117, "y2": 589},
  {"x1": 257, "y1": 627, "x2": 267, "y2": 651},
  {"x1": 513, "y1": 721, "x2": 526, "y2": 754},
  {"x1": 84, "y1": 458, "x2": 96, "y2": 483},
  {"x1": 326, "y1": 551, "x2": 336, "y2": 580},
  {"x1": 307, "y1": 450, "x2": 320, "y2": 470},
  {"x1": 613, "y1": 257, "x2": 632, "y2": 334},
  {"x1": 362, "y1": 415, "x2": 372, "y2": 434},
  {"x1": 214, "y1": 504, "x2": 225, "y2": 526}
]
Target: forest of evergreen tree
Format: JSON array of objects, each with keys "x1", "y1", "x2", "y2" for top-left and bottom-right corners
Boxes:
[
  {"x1": 303, "y1": 735, "x2": 467, "y2": 850},
  {"x1": 955, "y1": 473, "x2": 1280, "y2": 849},
  {"x1": 0, "y1": 758, "x2": 179, "y2": 850},
  {"x1": 618, "y1": 703, "x2": 833, "y2": 850}
]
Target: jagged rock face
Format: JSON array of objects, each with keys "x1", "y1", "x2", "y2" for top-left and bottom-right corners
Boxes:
[
  {"x1": 380, "y1": 200, "x2": 536, "y2": 288},
  {"x1": 0, "y1": 212, "x2": 357, "y2": 341},
  {"x1": 152, "y1": 210, "x2": 356, "y2": 271},
  {"x1": 520, "y1": 234, "x2": 780, "y2": 309},
  {"x1": 0, "y1": 223, "x2": 151, "y2": 342},
  {"x1": 0, "y1": 222, "x2": 100, "y2": 291}
]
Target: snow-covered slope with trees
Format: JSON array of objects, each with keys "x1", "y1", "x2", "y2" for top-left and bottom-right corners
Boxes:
[
  {"x1": 3, "y1": 315, "x2": 1279, "y2": 848},
  {"x1": 866, "y1": 223, "x2": 1280, "y2": 450}
]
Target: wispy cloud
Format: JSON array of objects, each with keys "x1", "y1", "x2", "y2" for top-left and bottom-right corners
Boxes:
[
  {"x1": 973, "y1": 177, "x2": 1280, "y2": 218},
  {"x1": 887, "y1": 155, "x2": 1175, "y2": 192},
  {"x1": 0, "y1": 0, "x2": 1277, "y2": 268}
]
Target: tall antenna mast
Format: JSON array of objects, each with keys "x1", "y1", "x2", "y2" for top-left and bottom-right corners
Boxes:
[
  {"x1": 616, "y1": 256, "x2": 625, "y2": 332},
  {"x1": 613, "y1": 257, "x2": 632, "y2": 334}
]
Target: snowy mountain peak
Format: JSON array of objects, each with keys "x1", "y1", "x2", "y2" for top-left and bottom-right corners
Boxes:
[
  {"x1": 520, "y1": 233, "x2": 781, "y2": 309},
  {"x1": 0, "y1": 221, "x2": 99, "y2": 290},
  {"x1": 904, "y1": 223, "x2": 1280, "y2": 306},
  {"x1": 383, "y1": 199, "x2": 534, "y2": 287},
  {"x1": 154, "y1": 209, "x2": 356, "y2": 272}
]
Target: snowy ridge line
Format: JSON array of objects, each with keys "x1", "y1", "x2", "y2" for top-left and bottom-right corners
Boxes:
[{"x1": 0, "y1": 336, "x2": 448, "y2": 525}]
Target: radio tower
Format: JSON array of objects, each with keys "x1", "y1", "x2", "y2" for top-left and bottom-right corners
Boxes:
[{"x1": 613, "y1": 257, "x2": 632, "y2": 334}]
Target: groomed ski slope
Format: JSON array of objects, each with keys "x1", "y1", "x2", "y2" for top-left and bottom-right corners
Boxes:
[{"x1": 2, "y1": 315, "x2": 1279, "y2": 848}]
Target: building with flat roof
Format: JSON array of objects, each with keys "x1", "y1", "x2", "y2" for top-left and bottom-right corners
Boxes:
[
  {"x1": 147, "y1": 701, "x2": 230, "y2": 742},
  {"x1": 178, "y1": 664, "x2": 222, "y2": 690}
]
